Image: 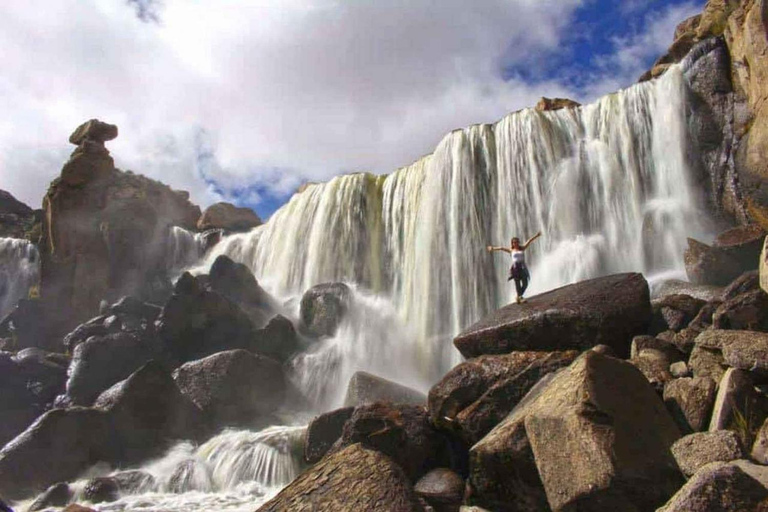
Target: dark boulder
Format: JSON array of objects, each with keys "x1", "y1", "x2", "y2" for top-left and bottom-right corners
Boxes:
[
  {"x1": 82, "y1": 477, "x2": 118, "y2": 504},
  {"x1": 454, "y1": 273, "x2": 651, "y2": 359},
  {"x1": 108, "y1": 295, "x2": 161, "y2": 321},
  {"x1": 208, "y1": 255, "x2": 276, "y2": 329},
  {"x1": 713, "y1": 289, "x2": 768, "y2": 331},
  {"x1": 258, "y1": 443, "x2": 424, "y2": 512},
  {"x1": 663, "y1": 377, "x2": 718, "y2": 433},
  {"x1": 112, "y1": 470, "x2": 156, "y2": 493},
  {"x1": 685, "y1": 226, "x2": 765, "y2": 286},
  {"x1": 253, "y1": 314, "x2": 300, "y2": 363},
  {"x1": 332, "y1": 403, "x2": 450, "y2": 481},
  {"x1": 0, "y1": 299, "x2": 55, "y2": 352},
  {"x1": 650, "y1": 294, "x2": 706, "y2": 333},
  {"x1": 414, "y1": 468, "x2": 464, "y2": 512},
  {"x1": 172, "y1": 349, "x2": 286, "y2": 429},
  {"x1": 304, "y1": 406, "x2": 355, "y2": 464},
  {"x1": 429, "y1": 350, "x2": 577, "y2": 444},
  {"x1": 27, "y1": 482, "x2": 72, "y2": 511},
  {"x1": 0, "y1": 408, "x2": 113, "y2": 500},
  {"x1": 469, "y1": 351, "x2": 682, "y2": 512},
  {"x1": 0, "y1": 353, "x2": 44, "y2": 449},
  {"x1": 344, "y1": 371, "x2": 426, "y2": 407},
  {"x1": 722, "y1": 270, "x2": 760, "y2": 300},
  {"x1": 299, "y1": 282, "x2": 351, "y2": 338}
]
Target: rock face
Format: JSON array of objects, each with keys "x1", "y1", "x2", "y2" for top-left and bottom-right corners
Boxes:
[
  {"x1": 0, "y1": 189, "x2": 40, "y2": 239},
  {"x1": 454, "y1": 273, "x2": 651, "y2": 359},
  {"x1": 207, "y1": 255, "x2": 276, "y2": 329},
  {"x1": 428, "y1": 350, "x2": 578, "y2": 444},
  {"x1": 469, "y1": 351, "x2": 682, "y2": 512},
  {"x1": 299, "y1": 282, "x2": 352, "y2": 338},
  {"x1": 197, "y1": 202, "x2": 262, "y2": 232},
  {"x1": 40, "y1": 120, "x2": 201, "y2": 335},
  {"x1": 344, "y1": 371, "x2": 427, "y2": 407},
  {"x1": 534, "y1": 97, "x2": 581, "y2": 112},
  {"x1": 258, "y1": 443, "x2": 424, "y2": 512}
]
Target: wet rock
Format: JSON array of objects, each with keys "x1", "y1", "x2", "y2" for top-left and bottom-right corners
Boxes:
[
  {"x1": 172, "y1": 349, "x2": 286, "y2": 429},
  {"x1": 82, "y1": 477, "x2": 118, "y2": 504},
  {"x1": 469, "y1": 351, "x2": 682, "y2": 512},
  {"x1": 414, "y1": 468, "x2": 464, "y2": 512},
  {"x1": 664, "y1": 376, "x2": 718, "y2": 433},
  {"x1": 66, "y1": 332, "x2": 161, "y2": 406},
  {"x1": 455, "y1": 273, "x2": 651, "y2": 359},
  {"x1": 27, "y1": 482, "x2": 72, "y2": 511},
  {"x1": 332, "y1": 402, "x2": 449, "y2": 481},
  {"x1": 158, "y1": 273, "x2": 259, "y2": 363},
  {"x1": 197, "y1": 202, "x2": 262, "y2": 232},
  {"x1": 304, "y1": 406, "x2": 355, "y2": 464},
  {"x1": 672, "y1": 431, "x2": 745, "y2": 477},
  {"x1": 652, "y1": 279, "x2": 724, "y2": 302},
  {"x1": 112, "y1": 470, "x2": 156, "y2": 493},
  {"x1": 429, "y1": 350, "x2": 578, "y2": 444},
  {"x1": 344, "y1": 371, "x2": 427, "y2": 407},
  {"x1": 685, "y1": 237, "x2": 746, "y2": 286},
  {"x1": 94, "y1": 361, "x2": 204, "y2": 464},
  {"x1": 689, "y1": 345, "x2": 726, "y2": 383},
  {"x1": 670, "y1": 361, "x2": 691, "y2": 378},
  {"x1": 0, "y1": 353, "x2": 44, "y2": 449},
  {"x1": 299, "y1": 282, "x2": 351, "y2": 338},
  {"x1": 259, "y1": 443, "x2": 424, "y2": 512},
  {"x1": 167, "y1": 459, "x2": 212, "y2": 493},
  {"x1": 657, "y1": 462, "x2": 768, "y2": 512},
  {"x1": 63, "y1": 506, "x2": 98, "y2": 512},
  {"x1": 752, "y1": 417, "x2": 768, "y2": 464},
  {"x1": 108, "y1": 296, "x2": 161, "y2": 321},
  {"x1": 207, "y1": 255, "x2": 276, "y2": 329},
  {"x1": 62, "y1": 321, "x2": 108, "y2": 352},
  {"x1": 722, "y1": 270, "x2": 760, "y2": 300},
  {"x1": 253, "y1": 314, "x2": 300, "y2": 363},
  {"x1": 0, "y1": 408, "x2": 113, "y2": 500},
  {"x1": 651, "y1": 294, "x2": 707, "y2": 333},
  {"x1": 713, "y1": 289, "x2": 768, "y2": 331}
]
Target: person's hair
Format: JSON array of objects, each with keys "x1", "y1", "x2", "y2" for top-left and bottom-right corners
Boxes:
[{"x1": 511, "y1": 237, "x2": 520, "y2": 245}]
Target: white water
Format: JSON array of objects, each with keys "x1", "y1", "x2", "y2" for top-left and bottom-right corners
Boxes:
[
  {"x1": 167, "y1": 226, "x2": 208, "y2": 278},
  {"x1": 0, "y1": 237, "x2": 39, "y2": 320}
]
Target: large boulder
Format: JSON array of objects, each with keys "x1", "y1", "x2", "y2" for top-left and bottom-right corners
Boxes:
[
  {"x1": 172, "y1": 349, "x2": 286, "y2": 429},
  {"x1": 94, "y1": 361, "x2": 203, "y2": 464},
  {"x1": 698, "y1": 329, "x2": 768, "y2": 376},
  {"x1": 0, "y1": 353, "x2": 47, "y2": 449},
  {"x1": 157, "y1": 273, "x2": 258, "y2": 363},
  {"x1": 652, "y1": 278, "x2": 723, "y2": 302},
  {"x1": 708, "y1": 368, "x2": 765, "y2": 435},
  {"x1": 0, "y1": 407, "x2": 113, "y2": 500},
  {"x1": 429, "y1": 350, "x2": 578, "y2": 444},
  {"x1": 258, "y1": 443, "x2": 424, "y2": 512},
  {"x1": 197, "y1": 202, "x2": 262, "y2": 232},
  {"x1": 299, "y1": 282, "x2": 351, "y2": 338},
  {"x1": 468, "y1": 351, "x2": 682, "y2": 512},
  {"x1": 713, "y1": 289, "x2": 768, "y2": 331},
  {"x1": 663, "y1": 377, "x2": 718, "y2": 433},
  {"x1": 207, "y1": 255, "x2": 276, "y2": 329},
  {"x1": 671, "y1": 431, "x2": 745, "y2": 477},
  {"x1": 344, "y1": 371, "x2": 427, "y2": 407},
  {"x1": 650, "y1": 294, "x2": 706, "y2": 333},
  {"x1": 304, "y1": 406, "x2": 354, "y2": 464},
  {"x1": 332, "y1": 403, "x2": 450, "y2": 481},
  {"x1": 253, "y1": 314, "x2": 300, "y2": 363},
  {"x1": 454, "y1": 273, "x2": 651, "y2": 359},
  {"x1": 27, "y1": 482, "x2": 72, "y2": 511}
]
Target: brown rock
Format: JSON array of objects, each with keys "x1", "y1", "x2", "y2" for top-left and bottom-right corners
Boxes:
[
  {"x1": 27, "y1": 482, "x2": 72, "y2": 511},
  {"x1": 709, "y1": 368, "x2": 762, "y2": 437},
  {"x1": 344, "y1": 371, "x2": 427, "y2": 407},
  {"x1": 454, "y1": 273, "x2": 651, "y2": 359},
  {"x1": 651, "y1": 294, "x2": 707, "y2": 333},
  {"x1": 671, "y1": 431, "x2": 745, "y2": 477},
  {"x1": 630, "y1": 350, "x2": 675, "y2": 393},
  {"x1": 304, "y1": 406, "x2": 354, "y2": 464},
  {"x1": 664, "y1": 377, "x2": 718, "y2": 433},
  {"x1": 684, "y1": 237, "x2": 746, "y2": 286},
  {"x1": 675, "y1": 14, "x2": 702, "y2": 40},
  {"x1": 258, "y1": 444, "x2": 424, "y2": 512},
  {"x1": 534, "y1": 97, "x2": 581, "y2": 112},
  {"x1": 722, "y1": 270, "x2": 760, "y2": 300},
  {"x1": 713, "y1": 289, "x2": 768, "y2": 331},
  {"x1": 414, "y1": 468, "x2": 464, "y2": 512},
  {"x1": 197, "y1": 202, "x2": 262, "y2": 232},
  {"x1": 752, "y1": 416, "x2": 768, "y2": 464},
  {"x1": 689, "y1": 344, "x2": 726, "y2": 383},
  {"x1": 68, "y1": 119, "x2": 118, "y2": 145},
  {"x1": 701, "y1": 330, "x2": 768, "y2": 375}
]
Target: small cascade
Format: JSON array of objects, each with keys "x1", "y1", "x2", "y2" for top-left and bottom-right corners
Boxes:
[
  {"x1": 167, "y1": 226, "x2": 208, "y2": 277},
  {"x1": 0, "y1": 237, "x2": 39, "y2": 319}
]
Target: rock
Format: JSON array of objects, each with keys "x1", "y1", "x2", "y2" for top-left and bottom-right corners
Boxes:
[
  {"x1": 304, "y1": 407, "x2": 355, "y2": 464},
  {"x1": 27, "y1": 482, "x2": 72, "y2": 511},
  {"x1": 94, "y1": 361, "x2": 203, "y2": 464},
  {"x1": 651, "y1": 294, "x2": 707, "y2": 333},
  {"x1": 68, "y1": 119, "x2": 118, "y2": 146},
  {"x1": 157, "y1": 273, "x2": 259, "y2": 363},
  {"x1": 112, "y1": 470, "x2": 156, "y2": 493},
  {"x1": 82, "y1": 477, "x2": 118, "y2": 504},
  {"x1": 722, "y1": 270, "x2": 760, "y2": 300},
  {"x1": 172, "y1": 349, "x2": 286, "y2": 429},
  {"x1": 414, "y1": 468, "x2": 464, "y2": 512},
  {"x1": 715, "y1": 224, "x2": 767, "y2": 267},
  {"x1": 589, "y1": 344, "x2": 615, "y2": 356},
  {"x1": 630, "y1": 335, "x2": 685, "y2": 361},
  {"x1": 705, "y1": 330, "x2": 768, "y2": 376},
  {"x1": 689, "y1": 299, "x2": 723, "y2": 331},
  {"x1": 254, "y1": 315, "x2": 300, "y2": 363},
  {"x1": 664, "y1": 377, "x2": 718, "y2": 433},
  {"x1": 676, "y1": 13, "x2": 702, "y2": 39},
  {"x1": 63, "y1": 506, "x2": 98, "y2": 512},
  {"x1": 468, "y1": 351, "x2": 682, "y2": 512},
  {"x1": 454, "y1": 273, "x2": 651, "y2": 359},
  {"x1": 689, "y1": 345, "x2": 726, "y2": 383},
  {"x1": 0, "y1": 299, "x2": 55, "y2": 352},
  {"x1": 344, "y1": 371, "x2": 426, "y2": 407},
  {"x1": 685, "y1": 237, "x2": 747, "y2": 286},
  {"x1": 534, "y1": 97, "x2": 581, "y2": 112},
  {"x1": 62, "y1": 320, "x2": 108, "y2": 352},
  {"x1": 0, "y1": 408, "x2": 113, "y2": 500},
  {"x1": 709, "y1": 368, "x2": 761, "y2": 435},
  {"x1": 713, "y1": 289, "x2": 768, "y2": 331},
  {"x1": 658, "y1": 461, "x2": 768, "y2": 512},
  {"x1": 108, "y1": 295, "x2": 161, "y2": 321},
  {"x1": 753, "y1": 417, "x2": 768, "y2": 464},
  {"x1": 332, "y1": 403, "x2": 449, "y2": 481},
  {"x1": 670, "y1": 361, "x2": 691, "y2": 378},
  {"x1": 299, "y1": 282, "x2": 351, "y2": 338},
  {"x1": 672, "y1": 431, "x2": 745, "y2": 477},
  {"x1": 630, "y1": 351, "x2": 674, "y2": 392},
  {"x1": 258, "y1": 443, "x2": 424, "y2": 512},
  {"x1": 652, "y1": 278, "x2": 724, "y2": 301},
  {"x1": 167, "y1": 459, "x2": 212, "y2": 493},
  {"x1": 0, "y1": 353, "x2": 44, "y2": 449},
  {"x1": 429, "y1": 350, "x2": 578, "y2": 445},
  {"x1": 0, "y1": 189, "x2": 38, "y2": 239},
  {"x1": 207, "y1": 255, "x2": 276, "y2": 329},
  {"x1": 65, "y1": 332, "x2": 161, "y2": 406},
  {"x1": 197, "y1": 202, "x2": 262, "y2": 232}
]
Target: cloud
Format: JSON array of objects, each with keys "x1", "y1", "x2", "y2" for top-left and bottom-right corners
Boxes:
[{"x1": 0, "y1": 0, "x2": 696, "y2": 217}]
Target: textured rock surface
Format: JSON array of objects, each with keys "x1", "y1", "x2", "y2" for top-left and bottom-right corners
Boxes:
[
  {"x1": 762, "y1": 237, "x2": 768, "y2": 293},
  {"x1": 701, "y1": 329, "x2": 768, "y2": 374},
  {"x1": 534, "y1": 97, "x2": 580, "y2": 111},
  {"x1": 664, "y1": 376, "x2": 718, "y2": 433},
  {"x1": 304, "y1": 406, "x2": 355, "y2": 464},
  {"x1": 713, "y1": 289, "x2": 768, "y2": 331},
  {"x1": 651, "y1": 294, "x2": 707, "y2": 333},
  {"x1": 414, "y1": 468, "x2": 465, "y2": 512},
  {"x1": 454, "y1": 273, "x2": 651, "y2": 359},
  {"x1": 258, "y1": 444, "x2": 424, "y2": 512},
  {"x1": 344, "y1": 371, "x2": 427, "y2": 407},
  {"x1": 197, "y1": 202, "x2": 262, "y2": 232},
  {"x1": 0, "y1": 189, "x2": 39, "y2": 239},
  {"x1": 753, "y1": 417, "x2": 768, "y2": 464},
  {"x1": 207, "y1": 255, "x2": 276, "y2": 329},
  {"x1": 299, "y1": 282, "x2": 351, "y2": 338},
  {"x1": 672, "y1": 431, "x2": 745, "y2": 476},
  {"x1": 27, "y1": 482, "x2": 72, "y2": 512},
  {"x1": 709, "y1": 368, "x2": 759, "y2": 431},
  {"x1": 689, "y1": 344, "x2": 727, "y2": 382}
]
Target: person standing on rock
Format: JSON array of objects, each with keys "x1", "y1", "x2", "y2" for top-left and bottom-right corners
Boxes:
[{"x1": 487, "y1": 232, "x2": 542, "y2": 303}]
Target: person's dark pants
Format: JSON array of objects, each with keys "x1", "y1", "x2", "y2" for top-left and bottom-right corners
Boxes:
[
  {"x1": 515, "y1": 275, "x2": 529, "y2": 297},
  {"x1": 508, "y1": 263, "x2": 530, "y2": 297}
]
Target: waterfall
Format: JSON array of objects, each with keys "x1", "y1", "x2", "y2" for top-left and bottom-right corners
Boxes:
[
  {"x1": 167, "y1": 226, "x2": 208, "y2": 277},
  {"x1": 0, "y1": 238, "x2": 40, "y2": 320},
  {"x1": 204, "y1": 65, "x2": 706, "y2": 378}
]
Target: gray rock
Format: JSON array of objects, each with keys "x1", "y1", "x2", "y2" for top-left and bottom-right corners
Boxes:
[
  {"x1": 751, "y1": 417, "x2": 768, "y2": 464},
  {"x1": 414, "y1": 468, "x2": 464, "y2": 512},
  {"x1": 299, "y1": 282, "x2": 351, "y2": 338},
  {"x1": 27, "y1": 482, "x2": 72, "y2": 511},
  {"x1": 344, "y1": 371, "x2": 426, "y2": 407},
  {"x1": 670, "y1": 361, "x2": 691, "y2": 378},
  {"x1": 664, "y1": 377, "x2": 717, "y2": 433},
  {"x1": 671, "y1": 431, "x2": 745, "y2": 477},
  {"x1": 709, "y1": 368, "x2": 756, "y2": 431}
]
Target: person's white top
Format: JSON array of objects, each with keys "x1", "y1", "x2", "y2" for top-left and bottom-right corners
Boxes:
[{"x1": 511, "y1": 249, "x2": 525, "y2": 265}]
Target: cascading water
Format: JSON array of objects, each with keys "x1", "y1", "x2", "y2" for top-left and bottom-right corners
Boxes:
[
  {"x1": 167, "y1": 226, "x2": 209, "y2": 278},
  {"x1": 0, "y1": 237, "x2": 40, "y2": 320}
]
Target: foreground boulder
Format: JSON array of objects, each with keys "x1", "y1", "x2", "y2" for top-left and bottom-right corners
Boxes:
[
  {"x1": 197, "y1": 202, "x2": 262, "y2": 232},
  {"x1": 454, "y1": 273, "x2": 651, "y2": 359},
  {"x1": 304, "y1": 406, "x2": 355, "y2": 464},
  {"x1": 469, "y1": 351, "x2": 682, "y2": 512},
  {"x1": 344, "y1": 371, "x2": 427, "y2": 407},
  {"x1": 258, "y1": 443, "x2": 424, "y2": 512},
  {"x1": 429, "y1": 350, "x2": 577, "y2": 444},
  {"x1": 299, "y1": 282, "x2": 351, "y2": 338},
  {"x1": 0, "y1": 408, "x2": 113, "y2": 500},
  {"x1": 172, "y1": 349, "x2": 286, "y2": 429}
]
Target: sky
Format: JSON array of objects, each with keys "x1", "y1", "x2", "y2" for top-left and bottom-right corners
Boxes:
[{"x1": 0, "y1": 0, "x2": 704, "y2": 219}]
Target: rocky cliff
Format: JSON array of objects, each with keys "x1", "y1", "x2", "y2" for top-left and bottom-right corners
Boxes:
[{"x1": 0, "y1": 190, "x2": 40, "y2": 240}]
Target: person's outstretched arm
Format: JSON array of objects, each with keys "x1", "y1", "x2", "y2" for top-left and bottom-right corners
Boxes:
[
  {"x1": 522, "y1": 232, "x2": 542, "y2": 250},
  {"x1": 487, "y1": 245, "x2": 512, "y2": 253}
]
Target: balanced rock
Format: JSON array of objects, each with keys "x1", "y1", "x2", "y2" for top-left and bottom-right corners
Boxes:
[
  {"x1": 258, "y1": 444, "x2": 424, "y2": 512},
  {"x1": 299, "y1": 282, "x2": 351, "y2": 338},
  {"x1": 663, "y1": 376, "x2": 717, "y2": 433},
  {"x1": 68, "y1": 119, "x2": 118, "y2": 146},
  {"x1": 671, "y1": 431, "x2": 745, "y2": 477},
  {"x1": 469, "y1": 351, "x2": 682, "y2": 512},
  {"x1": 344, "y1": 371, "x2": 426, "y2": 407},
  {"x1": 304, "y1": 406, "x2": 355, "y2": 464},
  {"x1": 197, "y1": 202, "x2": 262, "y2": 232},
  {"x1": 455, "y1": 273, "x2": 650, "y2": 359}
]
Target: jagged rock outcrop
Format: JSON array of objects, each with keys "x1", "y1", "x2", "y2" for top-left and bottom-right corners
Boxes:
[
  {"x1": 197, "y1": 202, "x2": 262, "y2": 232},
  {"x1": 40, "y1": 120, "x2": 201, "y2": 335},
  {"x1": 0, "y1": 189, "x2": 41, "y2": 240}
]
